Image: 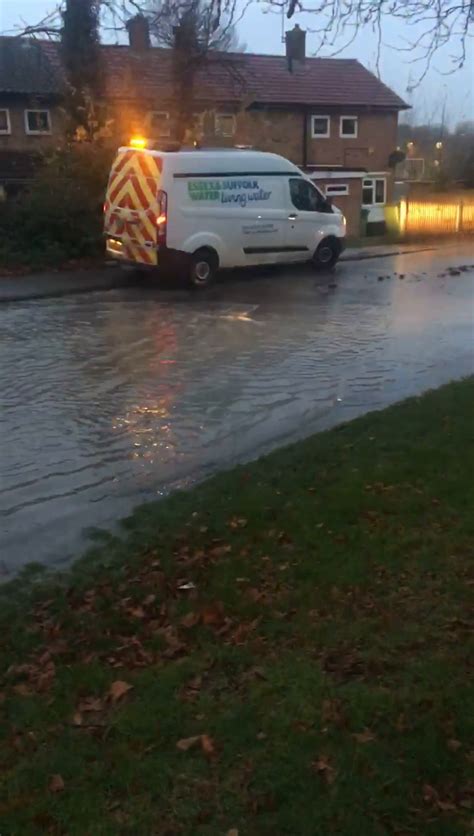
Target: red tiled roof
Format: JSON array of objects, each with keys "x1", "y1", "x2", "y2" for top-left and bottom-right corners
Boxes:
[{"x1": 37, "y1": 41, "x2": 409, "y2": 110}]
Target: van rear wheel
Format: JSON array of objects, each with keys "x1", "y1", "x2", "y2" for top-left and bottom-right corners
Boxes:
[
  {"x1": 188, "y1": 249, "x2": 217, "y2": 288},
  {"x1": 313, "y1": 238, "x2": 340, "y2": 270}
]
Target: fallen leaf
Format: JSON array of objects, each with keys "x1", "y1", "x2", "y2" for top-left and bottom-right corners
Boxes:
[
  {"x1": 447, "y1": 738, "x2": 462, "y2": 751},
  {"x1": 180, "y1": 611, "x2": 200, "y2": 628},
  {"x1": 72, "y1": 712, "x2": 83, "y2": 727},
  {"x1": 209, "y1": 543, "x2": 232, "y2": 558},
  {"x1": 200, "y1": 734, "x2": 216, "y2": 758},
  {"x1": 201, "y1": 602, "x2": 225, "y2": 626},
  {"x1": 227, "y1": 830, "x2": 239, "y2": 836},
  {"x1": 423, "y1": 783, "x2": 439, "y2": 804},
  {"x1": 353, "y1": 729, "x2": 376, "y2": 744},
  {"x1": 312, "y1": 756, "x2": 336, "y2": 785},
  {"x1": 13, "y1": 683, "x2": 32, "y2": 696},
  {"x1": 176, "y1": 735, "x2": 201, "y2": 752},
  {"x1": 228, "y1": 517, "x2": 247, "y2": 529},
  {"x1": 78, "y1": 697, "x2": 104, "y2": 713},
  {"x1": 188, "y1": 675, "x2": 202, "y2": 692},
  {"x1": 437, "y1": 799, "x2": 457, "y2": 812},
  {"x1": 49, "y1": 774, "x2": 65, "y2": 793},
  {"x1": 109, "y1": 680, "x2": 133, "y2": 703}
]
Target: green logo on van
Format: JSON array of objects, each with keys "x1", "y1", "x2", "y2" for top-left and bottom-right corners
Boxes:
[{"x1": 188, "y1": 179, "x2": 271, "y2": 207}]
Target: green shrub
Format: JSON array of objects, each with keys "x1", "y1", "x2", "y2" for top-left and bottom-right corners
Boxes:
[{"x1": 0, "y1": 144, "x2": 114, "y2": 269}]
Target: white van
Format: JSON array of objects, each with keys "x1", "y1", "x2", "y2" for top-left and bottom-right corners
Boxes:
[{"x1": 104, "y1": 146, "x2": 346, "y2": 287}]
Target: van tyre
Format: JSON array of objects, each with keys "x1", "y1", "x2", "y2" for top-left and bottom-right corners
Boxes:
[
  {"x1": 188, "y1": 249, "x2": 218, "y2": 288},
  {"x1": 313, "y1": 238, "x2": 340, "y2": 270}
]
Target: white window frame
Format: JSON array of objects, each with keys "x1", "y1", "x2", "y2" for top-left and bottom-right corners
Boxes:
[
  {"x1": 340, "y1": 115, "x2": 358, "y2": 139},
  {"x1": 215, "y1": 113, "x2": 236, "y2": 137},
  {"x1": 311, "y1": 115, "x2": 330, "y2": 138},
  {"x1": 148, "y1": 110, "x2": 171, "y2": 137},
  {"x1": 24, "y1": 109, "x2": 52, "y2": 135},
  {"x1": 325, "y1": 183, "x2": 349, "y2": 197},
  {"x1": 0, "y1": 108, "x2": 11, "y2": 135},
  {"x1": 362, "y1": 176, "x2": 386, "y2": 207}
]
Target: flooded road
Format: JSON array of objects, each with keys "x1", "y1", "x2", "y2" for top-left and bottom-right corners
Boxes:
[{"x1": 1, "y1": 245, "x2": 473, "y2": 576}]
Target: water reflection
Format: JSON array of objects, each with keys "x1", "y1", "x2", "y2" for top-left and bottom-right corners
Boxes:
[{"x1": 1, "y1": 248, "x2": 473, "y2": 575}]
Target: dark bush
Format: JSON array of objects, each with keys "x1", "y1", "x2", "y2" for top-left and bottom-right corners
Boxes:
[{"x1": 0, "y1": 144, "x2": 114, "y2": 269}]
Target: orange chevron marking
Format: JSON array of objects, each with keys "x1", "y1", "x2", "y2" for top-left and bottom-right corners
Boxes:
[{"x1": 105, "y1": 150, "x2": 161, "y2": 266}]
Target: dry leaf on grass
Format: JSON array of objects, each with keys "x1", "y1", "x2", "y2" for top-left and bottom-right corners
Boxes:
[
  {"x1": 228, "y1": 517, "x2": 248, "y2": 529},
  {"x1": 72, "y1": 712, "x2": 83, "y2": 727},
  {"x1": 312, "y1": 756, "x2": 337, "y2": 785},
  {"x1": 201, "y1": 602, "x2": 225, "y2": 626},
  {"x1": 109, "y1": 680, "x2": 133, "y2": 703},
  {"x1": 49, "y1": 774, "x2": 65, "y2": 793},
  {"x1": 78, "y1": 697, "x2": 104, "y2": 713},
  {"x1": 447, "y1": 738, "x2": 462, "y2": 751},
  {"x1": 176, "y1": 735, "x2": 202, "y2": 752},
  {"x1": 227, "y1": 830, "x2": 239, "y2": 836},
  {"x1": 200, "y1": 734, "x2": 216, "y2": 758},
  {"x1": 180, "y1": 611, "x2": 200, "y2": 628},
  {"x1": 353, "y1": 729, "x2": 376, "y2": 744},
  {"x1": 176, "y1": 734, "x2": 217, "y2": 757}
]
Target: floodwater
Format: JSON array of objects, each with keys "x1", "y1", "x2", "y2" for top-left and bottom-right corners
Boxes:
[{"x1": 1, "y1": 245, "x2": 473, "y2": 576}]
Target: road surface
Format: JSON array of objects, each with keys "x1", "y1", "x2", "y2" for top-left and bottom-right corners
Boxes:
[{"x1": 1, "y1": 244, "x2": 473, "y2": 576}]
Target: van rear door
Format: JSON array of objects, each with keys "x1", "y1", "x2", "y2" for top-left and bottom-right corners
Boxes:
[{"x1": 104, "y1": 149, "x2": 162, "y2": 265}]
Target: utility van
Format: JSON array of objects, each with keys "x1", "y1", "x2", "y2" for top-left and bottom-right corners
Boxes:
[{"x1": 104, "y1": 145, "x2": 346, "y2": 287}]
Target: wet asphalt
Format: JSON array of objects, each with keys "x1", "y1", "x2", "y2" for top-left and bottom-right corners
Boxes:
[{"x1": 1, "y1": 244, "x2": 473, "y2": 577}]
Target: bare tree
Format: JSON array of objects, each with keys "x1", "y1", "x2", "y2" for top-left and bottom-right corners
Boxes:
[
  {"x1": 261, "y1": 0, "x2": 473, "y2": 86},
  {"x1": 140, "y1": 1, "x2": 243, "y2": 140},
  {"x1": 3, "y1": 0, "x2": 242, "y2": 142}
]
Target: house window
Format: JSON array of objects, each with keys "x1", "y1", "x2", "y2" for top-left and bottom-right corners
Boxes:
[
  {"x1": 215, "y1": 113, "x2": 236, "y2": 137},
  {"x1": 311, "y1": 115, "x2": 330, "y2": 138},
  {"x1": 0, "y1": 109, "x2": 11, "y2": 135},
  {"x1": 362, "y1": 177, "x2": 386, "y2": 206},
  {"x1": 25, "y1": 109, "x2": 51, "y2": 135},
  {"x1": 340, "y1": 116, "x2": 358, "y2": 138},
  {"x1": 289, "y1": 178, "x2": 328, "y2": 212},
  {"x1": 148, "y1": 111, "x2": 170, "y2": 137},
  {"x1": 325, "y1": 183, "x2": 349, "y2": 197}
]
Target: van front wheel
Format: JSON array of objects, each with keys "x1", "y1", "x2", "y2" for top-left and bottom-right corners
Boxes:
[
  {"x1": 188, "y1": 249, "x2": 218, "y2": 288},
  {"x1": 312, "y1": 238, "x2": 340, "y2": 270}
]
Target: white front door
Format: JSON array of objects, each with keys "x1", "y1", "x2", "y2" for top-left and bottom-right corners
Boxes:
[{"x1": 285, "y1": 177, "x2": 334, "y2": 260}]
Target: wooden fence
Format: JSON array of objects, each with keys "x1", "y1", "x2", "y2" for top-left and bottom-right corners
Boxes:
[{"x1": 398, "y1": 196, "x2": 474, "y2": 236}]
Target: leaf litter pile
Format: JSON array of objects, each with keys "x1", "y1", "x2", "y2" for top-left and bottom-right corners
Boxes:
[{"x1": 1, "y1": 380, "x2": 473, "y2": 835}]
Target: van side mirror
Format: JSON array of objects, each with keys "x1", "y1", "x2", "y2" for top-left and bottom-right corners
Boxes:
[{"x1": 325, "y1": 195, "x2": 333, "y2": 207}]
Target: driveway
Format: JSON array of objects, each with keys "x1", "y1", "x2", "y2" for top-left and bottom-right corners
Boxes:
[{"x1": 1, "y1": 244, "x2": 473, "y2": 576}]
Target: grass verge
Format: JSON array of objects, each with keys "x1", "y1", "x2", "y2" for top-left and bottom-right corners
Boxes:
[{"x1": 1, "y1": 380, "x2": 473, "y2": 835}]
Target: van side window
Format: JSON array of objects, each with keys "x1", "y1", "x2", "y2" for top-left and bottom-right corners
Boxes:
[{"x1": 289, "y1": 178, "x2": 328, "y2": 212}]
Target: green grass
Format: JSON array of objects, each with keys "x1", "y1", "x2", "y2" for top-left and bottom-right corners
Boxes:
[{"x1": 1, "y1": 380, "x2": 474, "y2": 835}]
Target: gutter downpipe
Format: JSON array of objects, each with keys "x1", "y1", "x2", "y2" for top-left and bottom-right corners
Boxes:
[{"x1": 302, "y1": 108, "x2": 308, "y2": 169}]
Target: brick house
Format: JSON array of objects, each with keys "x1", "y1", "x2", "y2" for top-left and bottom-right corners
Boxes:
[{"x1": 0, "y1": 21, "x2": 408, "y2": 233}]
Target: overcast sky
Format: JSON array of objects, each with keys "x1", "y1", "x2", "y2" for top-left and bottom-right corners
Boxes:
[{"x1": 1, "y1": 0, "x2": 473, "y2": 127}]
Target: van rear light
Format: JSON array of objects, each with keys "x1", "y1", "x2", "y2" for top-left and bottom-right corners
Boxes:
[{"x1": 156, "y1": 190, "x2": 167, "y2": 247}]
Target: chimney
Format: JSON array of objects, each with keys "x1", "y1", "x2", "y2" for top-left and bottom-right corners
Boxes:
[
  {"x1": 285, "y1": 24, "x2": 306, "y2": 73},
  {"x1": 127, "y1": 14, "x2": 150, "y2": 51}
]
